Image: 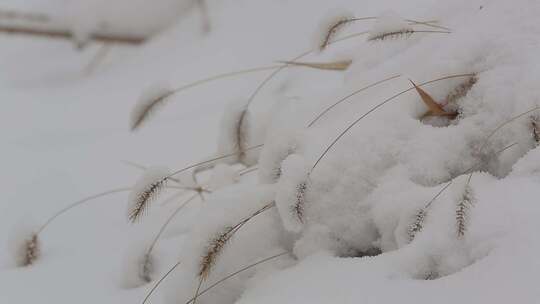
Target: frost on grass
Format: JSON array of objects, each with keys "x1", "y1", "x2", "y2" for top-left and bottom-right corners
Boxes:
[
  {"x1": 275, "y1": 154, "x2": 310, "y2": 233},
  {"x1": 130, "y1": 83, "x2": 174, "y2": 131},
  {"x1": 217, "y1": 99, "x2": 257, "y2": 166},
  {"x1": 127, "y1": 166, "x2": 171, "y2": 223},
  {"x1": 367, "y1": 11, "x2": 413, "y2": 41},
  {"x1": 7, "y1": 218, "x2": 40, "y2": 267}
]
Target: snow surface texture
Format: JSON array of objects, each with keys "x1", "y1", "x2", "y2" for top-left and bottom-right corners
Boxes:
[{"x1": 2, "y1": 0, "x2": 540, "y2": 304}]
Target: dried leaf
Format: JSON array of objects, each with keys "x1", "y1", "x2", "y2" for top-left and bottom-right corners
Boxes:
[
  {"x1": 409, "y1": 79, "x2": 455, "y2": 117},
  {"x1": 279, "y1": 59, "x2": 352, "y2": 71}
]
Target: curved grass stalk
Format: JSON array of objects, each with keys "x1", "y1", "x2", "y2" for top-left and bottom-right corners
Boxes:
[
  {"x1": 307, "y1": 74, "x2": 401, "y2": 127},
  {"x1": 310, "y1": 73, "x2": 475, "y2": 173},
  {"x1": 36, "y1": 187, "x2": 132, "y2": 235},
  {"x1": 184, "y1": 251, "x2": 290, "y2": 304},
  {"x1": 141, "y1": 260, "x2": 182, "y2": 304},
  {"x1": 146, "y1": 193, "x2": 199, "y2": 257}
]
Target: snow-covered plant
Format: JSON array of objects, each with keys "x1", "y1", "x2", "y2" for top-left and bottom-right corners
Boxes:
[
  {"x1": 407, "y1": 208, "x2": 427, "y2": 242},
  {"x1": 531, "y1": 115, "x2": 540, "y2": 145},
  {"x1": 445, "y1": 75, "x2": 478, "y2": 106},
  {"x1": 275, "y1": 154, "x2": 310, "y2": 232},
  {"x1": 407, "y1": 182, "x2": 452, "y2": 242},
  {"x1": 367, "y1": 12, "x2": 415, "y2": 41},
  {"x1": 456, "y1": 184, "x2": 475, "y2": 238},
  {"x1": 217, "y1": 99, "x2": 254, "y2": 166},
  {"x1": 198, "y1": 201, "x2": 276, "y2": 279},
  {"x1": 120, "y1": 241, "x2": 156, "y2": 288},
  {"x1": 310, "y1": 73, "x2": 475, "y2": 172}
]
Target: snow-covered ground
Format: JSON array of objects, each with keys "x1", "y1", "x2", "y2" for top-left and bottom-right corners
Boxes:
[{"x1": 2, "y1": 0, "x2": 540, "y2": 303}]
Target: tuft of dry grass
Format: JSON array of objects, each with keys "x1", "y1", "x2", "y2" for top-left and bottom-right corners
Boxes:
[{"x1": 277, "y1": 59, "x2": 352, "y2": 71}]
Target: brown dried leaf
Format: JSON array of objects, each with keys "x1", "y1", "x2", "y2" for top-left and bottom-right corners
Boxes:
[
  {"x1": 409, "y1": 79, "x2": 455, "y2": 117},
  {"x1": 279, "y1": 59, "x2": 352, "y2": 71}
]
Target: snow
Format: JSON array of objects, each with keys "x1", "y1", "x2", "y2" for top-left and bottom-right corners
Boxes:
[{"x1": 2, "y1": 0, "x2": 540, "y2": 303}]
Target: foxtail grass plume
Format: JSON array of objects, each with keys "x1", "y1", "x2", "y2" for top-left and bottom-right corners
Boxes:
[
  {"x1": 408, "y1": 208, "x2": 427, "y2": 242},
  {"x1": 408, "y1": 182, "x2": 453, "y2": 242},
  {"x1": 130, "y1": 84, "x2": 174, "y2": 131},
  {"x1": 7, "y1": 218, "x2": 40, "y2": 267},
  {"x1": 120, "y1": 242, "x2": 156, "y2": 288},
  {"x1": 531, "y1": 115, "x2": 540, "y2": 145},
  {"x1": 198, "y1": 201, "x2": 276, "y2": 280},
  {"x1": 128, "y1": 167, "x2": 171, "y2": 223},
  {"x1": 367, "y1": 11, "x2": 413, "y2": 41},
  {"x1": 456, "y1": 185, "x2": 475, "y2": 238},
  {"x1": 140, "y1": 252, "x2": 154, "y2": 284},
  {"x1": 217, "y1": 99, "x2": 253, "y2": 166},
  {"x1": 184, "y1": 251, "x2": 289, "y2": 304},
  {"x1": 292, "y1": 182, "x2": 307, "y2": 224},
  {"x1": 367, "y1": 12, "x2": 450, "y2": 41},
  {"x1": 316, "y1": 9, "x2": 357, "y2": 51},
  {"x1": 445, "y1": 75, "x2": 477, "y2": 105},
  {"x1": 199, "y1": 226, "x2": 235, "y2": 280}
]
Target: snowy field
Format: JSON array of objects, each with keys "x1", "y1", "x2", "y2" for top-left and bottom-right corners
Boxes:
[{"x1": 1, "y1": 0, "x2": 540, "y2": 303}]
